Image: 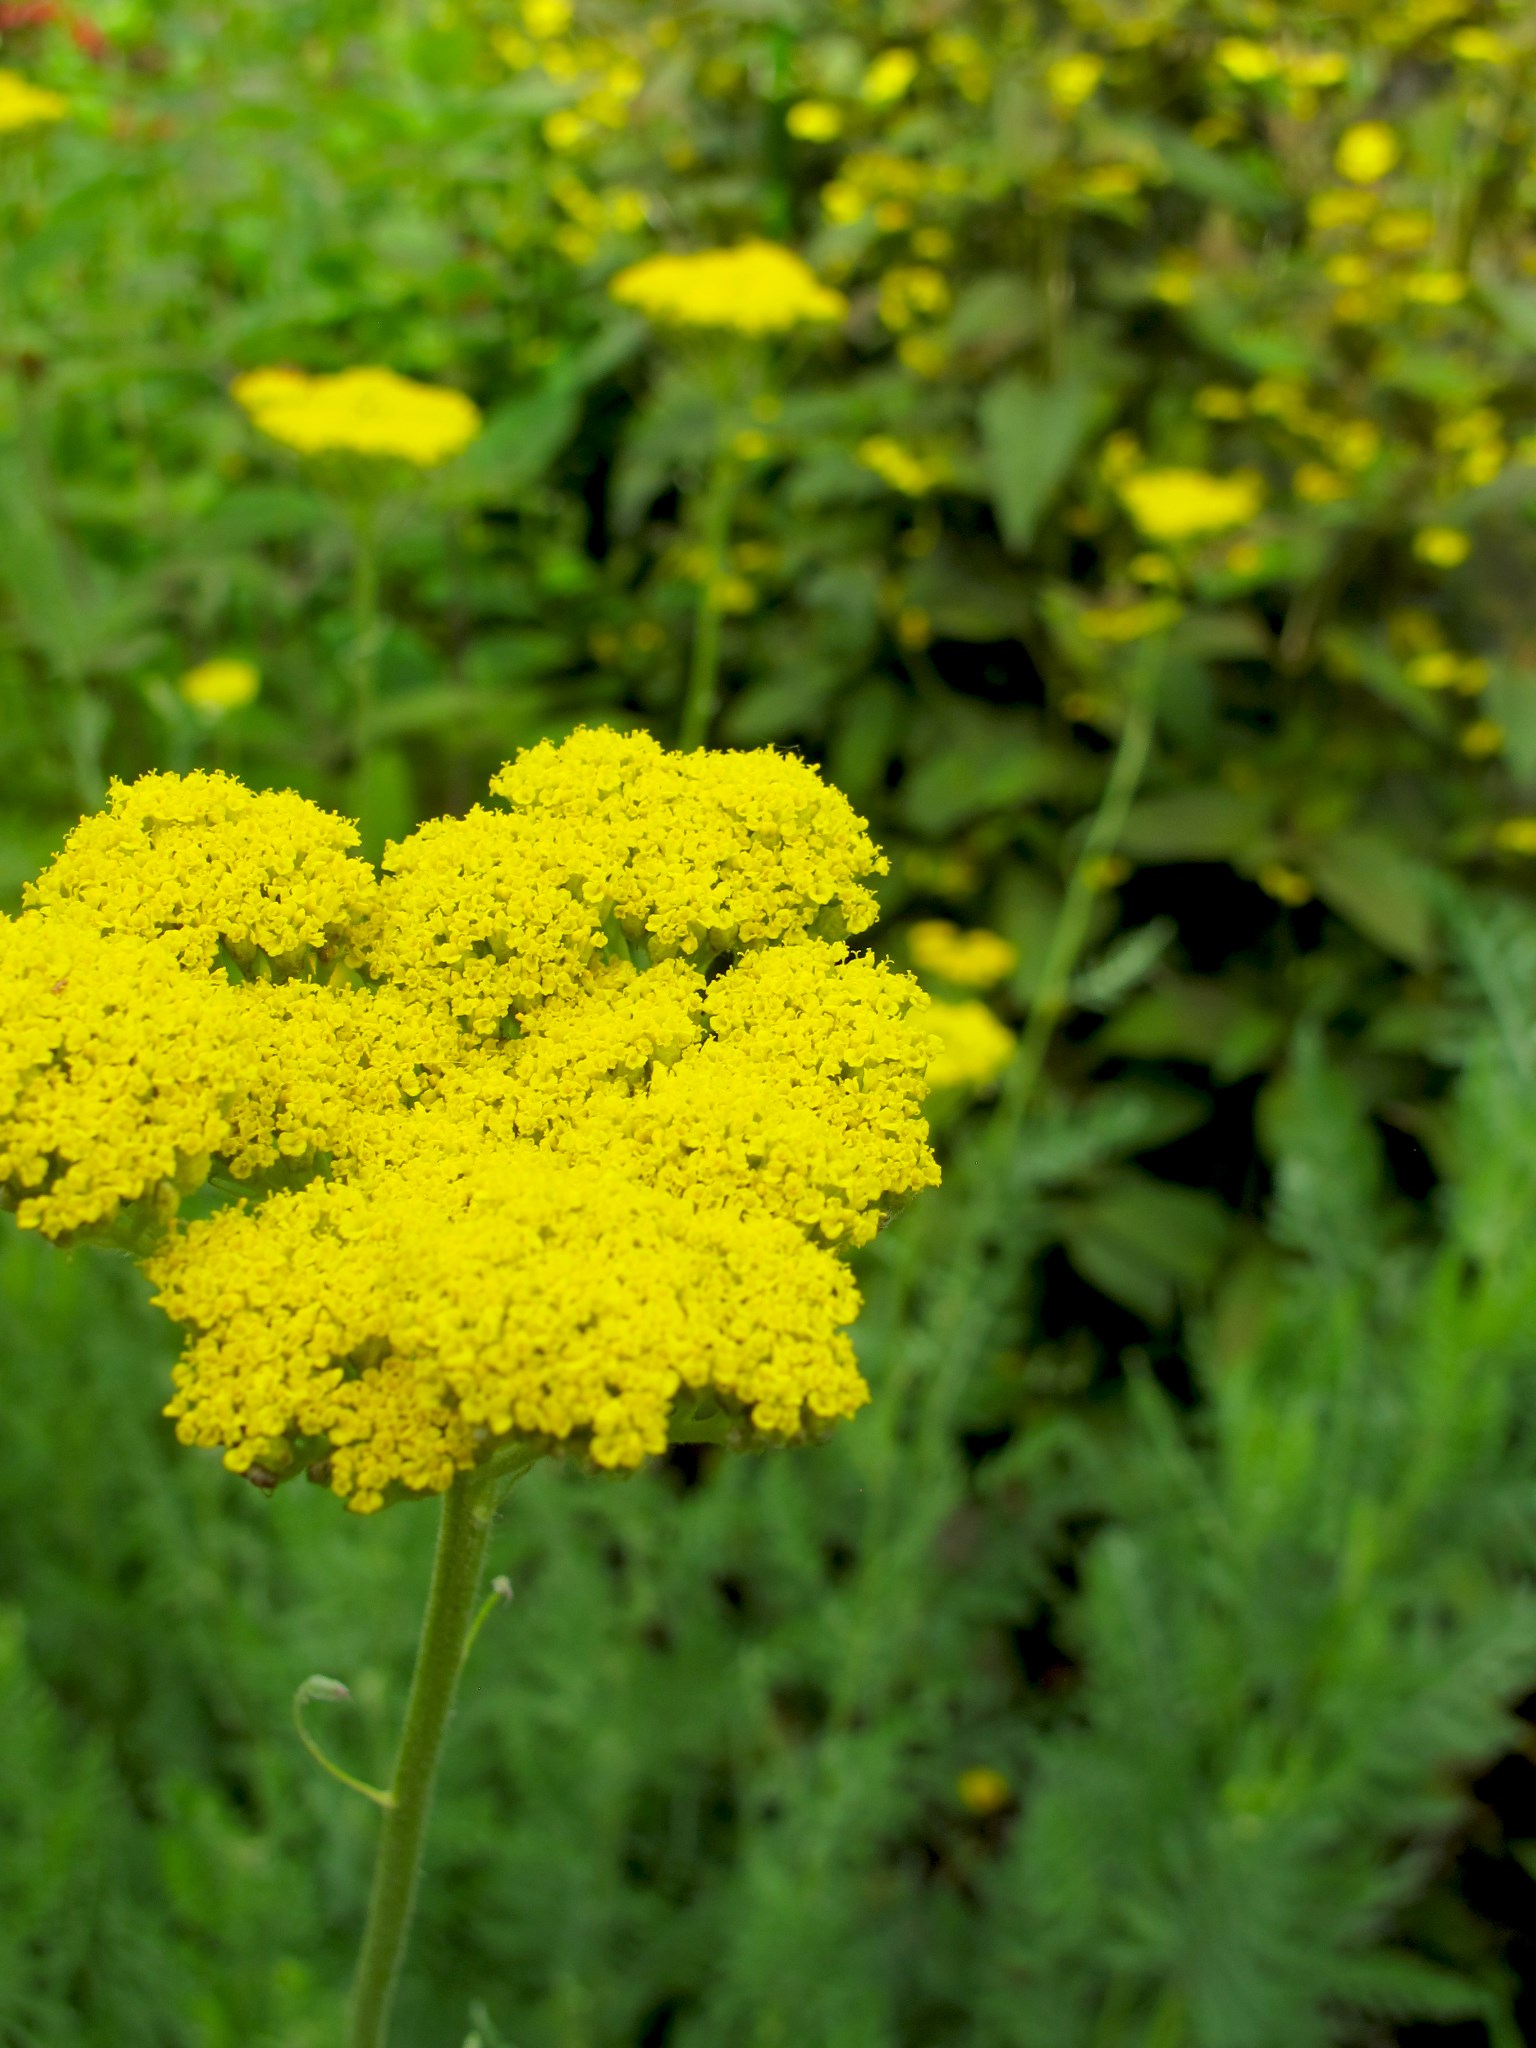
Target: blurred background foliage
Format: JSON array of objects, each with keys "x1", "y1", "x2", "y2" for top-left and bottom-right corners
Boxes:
[{"x1": 15, "y1": 0, "x2": 1536, "y2": 2042}]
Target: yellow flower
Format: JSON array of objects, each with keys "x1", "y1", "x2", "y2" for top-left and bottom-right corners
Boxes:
[
  {"x1": 1371, "y1": 208, "x2": 1434, "y2": 251},
  {"x1": 1335, "y1": 122, "x2": 1400, "y2": 185},
  {"x1": 1495, "y1": 819, "x2": 1536, "y2": 855},
  {"x1": 231, "y1": 367, "x2": 482, "y2": 466},
  {"x1": 909, "y1": 920, "x2": 1018, "y2": 989},
  {"x1": 543, "y1": 109, "x2": 592, "y2": 151},
  {"x1": 6, "y1": 736, "x2": 940, "y2": 1511},
  {"x1": 1046, "y1": 53, "x2": 1104, "y2": 109},
  {"x1": 1117, "y1": 467, "x2": 1263, "y2": 541},
  {"x1": 1404, "y1": 270, "x2": 1467, "y2": 305},
  {"x1": 878, "y1": 264, "x2": 951, "y2": 330},
  {"x1": 1195, "y1": 385, "x2": 1247, "y2": 420},
  {"x1": 1294, "y1": 463, "x2": 1350, "y2": 504},
  {"x1": 1462, "y1": 719, "x2": 1504, "y2": 758},
  {"x1": 787, "y1": 99, "x2": 843, "y2": 142},
  {"x1": 1285, "y1": 51, "x2": 1349, "y2": 88},
  {"x1": 522, "y1": 0, "x2": 572, "y2": 35},
  {"x1": 0, "y1": 70, "x2": 68, "y2": 135},
  {"x1": 857, "y1": 435, "x2": 948, "y2": 496},
  {"x1": 926, "y1": 999, "x2": 1015, "y2": 1092},
  {"x1": 610, "y1": 241, "x2": 847, "y2": 334},
  {"x1": 1414, "y1": 526, "x2": 1472, "y2": 568},
  {"x1": 1309, "y1": 189, "x2": 1377, "y2": 230},
  {"x1": 179, "y1": 658, "x2": 260, "y2": 716},
  {"x1": 1258, "y1": 862, "x2": 1312, "y2": 907},
  {"x1": 1449, "y1": 27, "x2": 1509, "y2": 62},
  {"x1": 1214, "y1": 38, "x2": 1280, "y2": 82},
  {"x1": 957, "y1": 1767, "x2": 1013, "y2": 1817},
  {"x1": 1079, "y1": 597, "x2": 1182, "y2": 641},
  {"x1": 861, "y1": 49, "x2": 919, "y2": 104}
]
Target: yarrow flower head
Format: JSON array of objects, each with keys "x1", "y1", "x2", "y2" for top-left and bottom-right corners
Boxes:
[
  {"x1": 231, "y1": 366, "x2": 483, "y2": 466},
  {"x1": 609, "y1": 240, "x2": 848, "y2": 335},
  {"x1": 0, "y1": 69, "x2": 68, "y2": 134},
  {"x1": 4, "y1": 734, "x2": 939, "y2": 1512},
  {"x1": 1117, "y1": 466, "x2": 1264, "y2": 542}
]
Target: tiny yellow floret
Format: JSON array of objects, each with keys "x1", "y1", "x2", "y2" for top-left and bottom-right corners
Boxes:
[
  {"x1": 925, "y1": 999, "x2": 1015, "y2": 1092},
  {"x1": 1335, "y1": 122, "x2": 1400, "y2": 185},
  {"x1": 1118, "y1": 468, "x2": 1263, "y2": 541}
]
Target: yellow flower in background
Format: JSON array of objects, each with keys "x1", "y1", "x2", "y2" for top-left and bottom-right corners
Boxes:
[
  {"x1": 861, "y1": 48, "x2": 919, "y2": 104},
  {"x1": 1462, "y1": 719, "x2": 1504, "y2": 757},
  {"x1": 610, "y1": 241, "x2": 847, "y2": 333},
  {"x1": 878, "y1": 265, "x2": 951, "y2": 330},
  {"x1": 858, "y1": 436, "x2": 948, "y2": 495},
  {"x1": 1404, "y1": 270, "x2": 1467, "y2": 305},
  {"x1": 232, "y1": 367, "x2": 483, "y2": 466},
  {"x1": 926, "y1": 999, "x2": 1016, "y2": 1092},
  {"x1": 1080, "y1": 597, "x2": 1182, "y2": 641},
  {"x1": 1258, "y1": 863, "x2": 1312, "y2": 907},
  {"x1": 1196, "y1": 385, "x2": 1247, "y2": 420},
  {"x1": 1335, "y1": 122, "x2": 1400, "y2": 185},
  {"x1": 787, "y1": 100, "x2": 843, "y2": 142},
  {"x1": 1118, "y1": 467, "x2": 1263, "y2": 541},
  {"x1": 1214, "y1": 39, "x2": 1280, "y2": 82},
  {"x1": 909, "y1": 920, "x2": 1019, "y2": 989},
  {"x1": 1047, "y1": 53, "x2": 1104, "y2": 109},
  {"x1": 1495, "y1": 819, "x2": 1536, "y2": 855},
  {"x1": 1294, "y1": 463, "x2": 1349, "y2": 504},
  {"x1": 521, "y1": 0, "x2": 572, "y2": 35},
  {"x1": 179, "y1": 658, "x2": 260, "y2": 716},
  {"x1": 0, "y1": 69, "x2": 69, "y2": 135},
  {"x1": 957, "y1": 1767, "x2": 1013, "y2": 1817},
  {"x1": 1414, "y1": 526, "x2": 1472, "y2": 568},
  {"x1": 1449, "y1": 27, "x2": 1509, "y2": 63}
]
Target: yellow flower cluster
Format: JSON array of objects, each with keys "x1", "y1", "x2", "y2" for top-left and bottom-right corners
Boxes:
[
  {"x1": 0, "y1": 916, "x2": 244, "y2": 1239},
  {"x1": 231, "y1": 367, "x2": 482, "y2": 466},
  {"x1": 1117, "y1": 467, "x2": 1263, "y2": 542},
  {"x1": 0, "y1": 70, "x2": 68, "y2": 134},
  {"x1": 925, "y1": 999, "x2": 1016, "y2": 1092},
  {"x1": 4, "y1": 736, "x2": 937, "y2": 1510},
  {"x1": 908, "y1": 921, "x2": 1018, "y2": 989},
  {"x1": 29, "y1": 770, "x2": 377, "y2": 976},
  {"x1": 610, "y1": 241, "x2": 848, "y2": 334}
]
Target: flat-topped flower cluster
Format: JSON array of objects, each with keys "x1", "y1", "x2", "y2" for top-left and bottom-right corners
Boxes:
[{"x1": 1, "y1": 731, "x2": 938, "y2": 1510}]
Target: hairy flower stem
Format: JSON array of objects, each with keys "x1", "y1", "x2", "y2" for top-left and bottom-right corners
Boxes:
[
  {"x1": 346, "y1": 1470, "x2": 497, "y2": 2048},
  {"x1": 679, "y1": 454, "x2": 740, "y2": 751},
  {"x1": 1002, "y1": 642, "x2": 1163, "y2": 1123}
]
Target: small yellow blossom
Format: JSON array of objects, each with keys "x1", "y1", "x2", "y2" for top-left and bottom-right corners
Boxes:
[
  {"x1": 1080, "y1": 598, "x2": 1182, "y2": 641},
  {"x1": 1225, "y1": 540, "x2": 1265, "y2": 576},
  {"x1": 1285, "y1": 51, "x2": 1349, "y2": 88},
  {"x1": 1214, "y1": 39, "x2": 1280, "y2": 82},
  {"x1": 1294, "y1": 463, "x2": 1350, "y2": 504},
  {"x1": 1118, "y1": 467, "x2": 1263, "y2": 541},
  {"x1": 1495, "y1": 819, "x2": 1536, "y2": 855},
  {"x1": 232, "y1": 367, "x2": 482, "y2": 467},
  {"x1": 610, "y1": 241, "x2": 847, "y2": 334},
  {"x1": 1414, "y1": 526, "x2": 1472, "y2": 568},
  {"x1": 543, "y1": 109, "x2": 592, "y2": 151},
  {"x1": 0, "y1": 70, "x2": 68, "y2": 135},
  {"x1": 1449, "y1": 27, "x2": 1509, "y2": 62},
  {"x1": 861, "y1": 49, "x2": 919, "y2": 105},
  {"x1": 909, "y1": 921, "x2": 1018, "y2": 989},
  {"x1": 1371, "y1": 208, "x2": 1434, "y2": 251},
  {"x1": 957, "y1": 1767, "x2": 1013, "y2": 1816},
  {"x1": 522, "y1": 0, "x2": 572, "y2": 35},
  {"x1": 1195, "y1": 385, "x2": 1247, "y2": 420},
  {"x1": 1335, "y1": 122, "x2": 1401, "y2": 185},
  {"x1": 926, "y1": 999, "x2": 1015, "y2": 1092},
  {"x1": 1258, "y1": 862, "x2": 1312, "y2": 907},
  {"x1": 1047, "y1": 53, "x2": 1104, "y2": 109},
  {"x1": 730, "y1": 428, "x2": 772, "y2": 462},
  {"x1": 787, "y1": 100, "x2": 843, "y2": 142},
  {"x1": 1404, "y1": 270, "x2": 1467, "y2": 305},
  {"x1": 858, "y1": 436, "x2": 947, "y2": 496},
  {"x1": 878, "y1": 265, "x2": 951, "y2": 330},
  {"x1": 1129, "y1": 552, "x2": 1177, "y2": 585},
  {"x1": 179, "y1": 658, "x2": 260, "y2": 716},
  {"x1": 1462, "y1": 719, "x2": 1504, "y2": 757},
  {"x1": 1310, "y1": 189, "x2": 1377, "y2": 230}
]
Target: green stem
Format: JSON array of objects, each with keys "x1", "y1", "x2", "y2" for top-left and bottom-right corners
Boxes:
[
  {"x1": 346, "y1": 1470, "x2": 498, "y2": 2048},
  {"x1": 1002, "y1": 641, "x2": 1164, "y2": 1122},
  {"x1": 349, "y1": 499, "x2": 382, "y2": 765},
  {"x1": 679, "y1": 455, "x2": 739, "y2": 752}
]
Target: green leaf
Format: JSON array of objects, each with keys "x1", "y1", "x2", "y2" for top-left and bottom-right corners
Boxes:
[
  {"x1": 1118, "y1": 788, "x2": 1267, "y2": 862},
  {"x1": 979, "y1": 371, "x2": 1106, "y2": 553},
  {"x1": 1308, "y1": 832, "x2": 1437, "y2": 969}
]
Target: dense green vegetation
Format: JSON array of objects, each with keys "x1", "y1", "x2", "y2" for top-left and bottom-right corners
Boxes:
[{"x1": 12, "y1": 0, "x2": 1536, "y2": 2040}]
